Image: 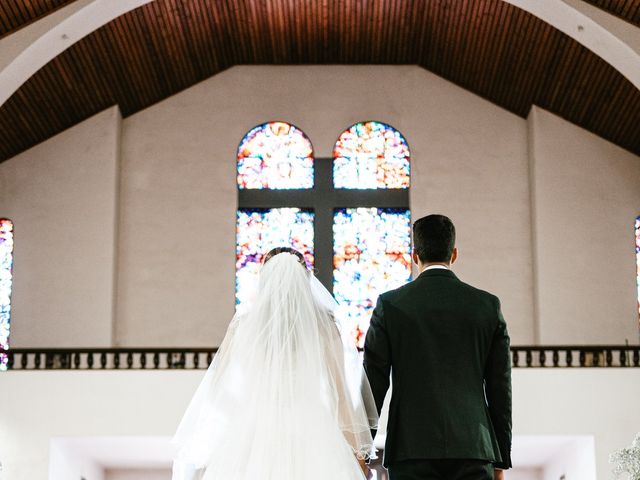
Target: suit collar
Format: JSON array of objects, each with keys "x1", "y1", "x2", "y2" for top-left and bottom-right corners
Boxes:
[{"x1": 416, "y1": 268, "x2": 458, "y2": 280}]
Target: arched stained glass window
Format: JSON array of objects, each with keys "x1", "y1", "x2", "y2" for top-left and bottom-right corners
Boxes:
[
  {"x1": 236, "y1": 208, "x2": 314, "y2": 306},
  {"x1": 333, "y1": 121, "x2": 410, "y2": 189},
  {"x1": 235, "y1": 120, "x2": 411, "y2": 346},
  {"x1": 237, "y1": 122, "x2": 314, "y2": 190},
  {"x1": 0, "y1": 218, "x2": 14, "y2": 371},
  {"x1": 636, "y1": 216, "x2": 640, "y2": 322},
  {"x1": 235, "y1": 122, "x2": 316, "y2": 308},
  {"x1": 331, "y1": 121, "x2": 411, "y2": 346}
]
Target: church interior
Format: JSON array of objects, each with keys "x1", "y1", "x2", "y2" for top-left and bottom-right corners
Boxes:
[{"x1": 1, "y1": 0, "x2": 640, "y2": 479}]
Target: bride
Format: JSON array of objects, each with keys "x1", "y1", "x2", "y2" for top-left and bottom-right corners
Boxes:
[{"x1": 171, "y1": 247, "x2": 379, "y2": 480}]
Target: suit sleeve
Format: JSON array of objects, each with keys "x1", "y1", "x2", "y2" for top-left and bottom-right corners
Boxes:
[
  {"x1": 363, "y1": 296, "x2": 391, "y2": 428},
  {"x1": 484, "y1": 297, "x2": 512, "y2": 469}
]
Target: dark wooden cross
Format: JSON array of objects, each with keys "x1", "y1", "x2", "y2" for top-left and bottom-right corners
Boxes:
[{"x1": 238, "y1": 158, "x2": 410, "y2": 291}]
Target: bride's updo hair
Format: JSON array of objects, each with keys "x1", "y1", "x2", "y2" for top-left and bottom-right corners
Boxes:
[{"x1": 263, "y1": 247, "x2": 308, "y2": 269}]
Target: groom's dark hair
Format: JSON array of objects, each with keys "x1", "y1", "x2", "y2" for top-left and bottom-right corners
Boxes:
[{"x1": 413, "y1": 214, "x2": 456, "y2": 263}]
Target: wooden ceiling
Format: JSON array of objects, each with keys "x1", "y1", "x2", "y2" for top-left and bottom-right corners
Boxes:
[
  {"x1": 584, "y1": 0, "x2": 640, "y2": 26},
  {"x1": 0, "y1": 0, "x2": 75, "y2": 37},
  {"x1": 1, "y1": 0, "x2": 639, "y2": 162}
]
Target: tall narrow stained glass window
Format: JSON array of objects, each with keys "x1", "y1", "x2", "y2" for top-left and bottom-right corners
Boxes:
[
  {"x1": 0, "y1": 218, "x2": 14, "y2": 371},
  {"x1": 636, "y1": 216, "x2": 640, "y2": 322},
  {"x1": 332, "y1": 122, "x2": 411, "y2": 347},
  {"x1": 235, "y1": 122, "x2": 315, "y2": 307}
]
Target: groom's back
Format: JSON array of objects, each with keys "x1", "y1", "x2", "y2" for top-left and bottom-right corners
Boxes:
[
  {"x1": 364, "y1": 267, "x2": 511, "y2": 468},
  {"x1": 385, "y1": 269, "x2": 497, "y2": 388}
]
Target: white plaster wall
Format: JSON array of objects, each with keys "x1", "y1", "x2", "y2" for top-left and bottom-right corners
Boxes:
[
  {"x1": 529, "y1": 106, "x2": 640, "y2": 345},
  {"x1": 117, "y1": 65, "x2": 534, "y2": 346},
  {"x1": 1, "y1": 369, "x2": 638, "y2": 480},
  {"x1": 0, "y1": 106, "x2": 121, "y2": 347}
]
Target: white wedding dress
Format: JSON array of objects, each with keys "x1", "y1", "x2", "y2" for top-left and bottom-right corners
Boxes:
[{"x1": 171, "y1": 253, "x2": 378, "y2": 480}]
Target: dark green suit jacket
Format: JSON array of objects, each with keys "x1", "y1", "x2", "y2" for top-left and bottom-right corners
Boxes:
[{"x1": 363, "y1": 268, "x2": 512, "y2": 469}]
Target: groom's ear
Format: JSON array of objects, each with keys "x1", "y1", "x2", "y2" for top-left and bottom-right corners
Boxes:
[
  {"x1": 412, "y1": 250, "x2": 420, "y2": 266},
  {"x1": 450, "y1": 247, "x2": 458, "y2": 264}
]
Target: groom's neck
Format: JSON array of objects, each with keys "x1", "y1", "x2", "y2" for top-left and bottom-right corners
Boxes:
[{"x1": 419, "y1": 262, "x2": 451, "y2": 272}]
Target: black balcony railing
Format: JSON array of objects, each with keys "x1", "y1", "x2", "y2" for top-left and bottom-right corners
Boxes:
[
  {"x1": 1, "y1": 348, "x2": 218, "y2": 370},
  {"x1": 1, "y1": 345, "x2": 639, "y2": 370}
]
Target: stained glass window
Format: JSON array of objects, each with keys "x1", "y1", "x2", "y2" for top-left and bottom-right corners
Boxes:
[
  {"x1": 333, "y1": 208, "x2": 412, "y2": 347},
  {"x1": 0, "y1": 218, "x2": 14, "y2": 371},
  {"x1": 237, "y1": 122, "x2": 314, "y2": 190},
  {"x1": 236, "y1": 121, "x2": 411, "y2": 338},
  {"x1": 236, "y1": 208, "x2": 314, "y2": 307},
  {"x1": 636, "y1": 216, "x2": 640, "y2": 322},
  {"x1": 333, "y1": 121, "x2": 410, "y2": 189}
]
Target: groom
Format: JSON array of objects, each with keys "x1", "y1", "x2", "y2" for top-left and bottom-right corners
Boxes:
[{"x1": 364, "y1": 214, "x2": 512, "y2": 480}]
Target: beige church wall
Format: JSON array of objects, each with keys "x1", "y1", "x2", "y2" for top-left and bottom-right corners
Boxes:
[
  {"x1": 117, "y1": 65, "x2": 535, "y2": 347},
  {"x1": 3, "y1": 66, "x2": 637, "y2": 349},
  {"x1": 0, "y1": 106, "x2": 121, "y2": 348},
  {"x1": 528, "y1": 106, "x2": 640, "y2": 345},
  {"x1": 1, "y1": 368, "x2": 638, "y2": 480},
  {"x1": 402, "y1": 69, "x2": 534, "y2": 345}
]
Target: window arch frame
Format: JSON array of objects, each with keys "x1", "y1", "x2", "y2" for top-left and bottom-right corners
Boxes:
[
  {"x1": 236, "y1": 120, "x2": 315, "y2": 191},
  {"x1": 332, "y1": 119, "x2": 411, "y2": 190}
]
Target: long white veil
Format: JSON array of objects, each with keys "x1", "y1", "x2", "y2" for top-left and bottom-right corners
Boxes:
[{"x1": 171, "y1": 253, "x2": 378, "y2": 480}]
